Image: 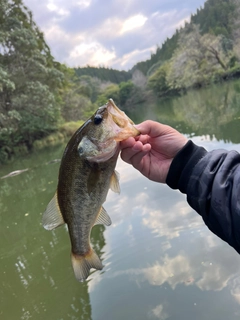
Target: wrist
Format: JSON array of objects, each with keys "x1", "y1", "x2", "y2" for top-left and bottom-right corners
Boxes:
[{"x1": 166, "y1": 140, "x2": 207, "y2": 193}]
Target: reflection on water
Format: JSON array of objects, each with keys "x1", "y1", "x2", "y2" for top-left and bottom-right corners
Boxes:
[
  {"x1": 90, "y1": 158, "x2": 240, "y2": 320},
  {"x1": 129, "y1": 79, "x2": 240, "y2": 144},
  {"x1": 0, "y1": 146, "x2": 94, "y2": 320},
  {"x1": 1, "y1": 80, "x2": 240, "y2": 319}
]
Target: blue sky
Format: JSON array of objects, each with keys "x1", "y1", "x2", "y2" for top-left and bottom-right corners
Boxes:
[{"x1": 24, "y1": 0, "x2": 206, "y2": 70}]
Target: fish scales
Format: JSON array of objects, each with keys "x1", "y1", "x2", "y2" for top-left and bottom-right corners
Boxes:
[{"x1": 58, "y1": 151, "x2": 117, "y2": 255}]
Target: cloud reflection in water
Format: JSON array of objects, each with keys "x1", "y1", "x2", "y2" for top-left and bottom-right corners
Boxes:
[{"x1": 89, "y1": 158, "x2": 240, "y2": 319}]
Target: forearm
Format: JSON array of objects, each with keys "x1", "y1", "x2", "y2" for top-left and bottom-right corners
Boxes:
[{"x1": 166, "y1": 140, "x2": 240, "y2": 253}]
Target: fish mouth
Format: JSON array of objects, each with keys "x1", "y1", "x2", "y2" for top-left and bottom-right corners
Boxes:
[
  {"x1": 106, "y1": 99, "x2": 140, "y2": 141},
  {"x1": 85, "y1": 100, "x2": 139, "y2": 163}
]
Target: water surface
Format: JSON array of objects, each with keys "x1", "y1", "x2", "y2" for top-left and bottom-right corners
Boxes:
[{"x1": 1, "y1": 80, "x2": 240, "y2": 319}]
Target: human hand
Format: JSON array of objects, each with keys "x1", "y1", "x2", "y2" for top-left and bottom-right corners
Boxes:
[{"x1": 120, "y1": 120, "x2": 188, "y2": 183}]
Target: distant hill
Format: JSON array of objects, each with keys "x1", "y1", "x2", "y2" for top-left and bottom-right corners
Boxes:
[
  {"x1": 75, "y1": 1, "x2": 237, "y2": 81},
  {"x1": 131, "y1": 0, "x2": 237, "y2": 75},
  {"x1": 74, "y1": 66, "x2": 131, "y2": 83}
]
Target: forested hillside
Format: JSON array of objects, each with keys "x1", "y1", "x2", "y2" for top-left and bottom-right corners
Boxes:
[
  {"x1": 75, "y1": 66, "x2": 131, "y2": 83},
  {"x1": 131, "y1": 0, "x2": 239, "y2": 77},
  {"x1": 144, "y1": 0, "x2": 240, "y2": 96},
  {"x1": 131, "y1": 32, "x2": 179, "y2": 76}
]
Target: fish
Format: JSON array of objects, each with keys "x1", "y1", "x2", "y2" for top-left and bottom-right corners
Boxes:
[
  {"x1": 46, "y1": 159, "x2": 61, "y2": 165},
  {"x1": 1, "y1": 168, "x2": 29, "y2": 179},
  {"x1": 42, "y1": 99, "x2": 139, "y2": 281}
]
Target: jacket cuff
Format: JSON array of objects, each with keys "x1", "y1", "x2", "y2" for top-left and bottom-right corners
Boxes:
[{"x1": 166, "y1": 140, "x2": 207, "y2": 193}]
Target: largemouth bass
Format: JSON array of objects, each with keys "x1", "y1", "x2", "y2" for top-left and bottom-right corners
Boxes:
[{"x1": 42, "y1": 99, "x2": 139, "y2": 281}]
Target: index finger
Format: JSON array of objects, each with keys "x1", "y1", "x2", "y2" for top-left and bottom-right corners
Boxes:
[
  {"x1": 120, "y1": 137, "x2": 136, "y2": 149},
  {"x1": 135, "y1": 120, "x2": 174, "y2": 137}
]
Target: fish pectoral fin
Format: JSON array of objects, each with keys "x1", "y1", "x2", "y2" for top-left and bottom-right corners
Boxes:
[
  {"x1": 110, "y1": 170, "x2": 120, "y2": 194},
  {"x1": 42, "y1": 192, "x2": 65, "y2": 230},
  {"x1": 71, "y1": 249, "x2": 103, "y2": 282},
  {"x1": 94, "y1": 206, "x2": 112, "y2": 226}
]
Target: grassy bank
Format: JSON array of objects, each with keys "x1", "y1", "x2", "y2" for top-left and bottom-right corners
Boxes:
[
  {"x1": 0, "y1": 121, "x2": 83, "y2": 164},
  {"x1": 33, "y1": 121, "x2": 83, "y2": 150}
]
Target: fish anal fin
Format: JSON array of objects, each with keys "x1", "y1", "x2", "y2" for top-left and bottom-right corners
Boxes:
[
  {"x1": 42, "y1": 192, "x2": 65, "y2": 230},
  {"x1": 94, "y1": 206, "x2": 112, "y2": 226},
  {"x1": 71, "y1": 249, "x2": 103, "y2": 282},
  {"x1": 110, "y1": 170, "x2": 120, "y2": 194}
]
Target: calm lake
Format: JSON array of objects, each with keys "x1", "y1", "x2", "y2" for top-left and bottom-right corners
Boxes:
[{"x1": 1, "y1": 79, "x2": 240, "y2": 320}]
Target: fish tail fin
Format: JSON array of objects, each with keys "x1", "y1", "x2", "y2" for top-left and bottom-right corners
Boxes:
[{"x1": 71, "y1": 249, "x2": 103, "y2": 282}]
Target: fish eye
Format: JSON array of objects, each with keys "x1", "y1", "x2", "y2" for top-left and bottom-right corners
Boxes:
[
  {"x1": 94, "y1": 115, "x2": 103, "y2": 125},
  {"x1": 78, "y1": 146, "x2": 83, "y2": 154}
]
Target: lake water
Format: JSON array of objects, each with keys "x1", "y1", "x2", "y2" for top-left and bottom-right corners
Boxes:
[{"x1": 1, "y1": 80, "x2": 240, "y2": 320}]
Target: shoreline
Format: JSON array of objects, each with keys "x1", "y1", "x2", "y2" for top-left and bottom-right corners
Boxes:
[{"x1": 0, "y1": 121, "x2": 83, "y2": 165}]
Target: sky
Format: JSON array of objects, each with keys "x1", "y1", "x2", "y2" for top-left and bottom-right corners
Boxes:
[{"x1": 24, "y1": 0, "x2": 206, "y2": 70}]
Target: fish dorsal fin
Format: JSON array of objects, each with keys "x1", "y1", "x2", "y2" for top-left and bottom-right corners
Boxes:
[
  {"x1": 42, "y1": 193, "x2": 65, "y2": 230},
  {"x1": 110, "y1": 170, "x2": 120, "y2": 194},
  {"x1": 94, "y1": 206, "x2": 112, "y2": 226}
]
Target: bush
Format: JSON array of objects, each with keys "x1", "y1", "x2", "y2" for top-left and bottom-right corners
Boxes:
[
  {"x1": 119, "y1": 81, "x2": 134, "y2": 106},
  {"x1": 147, "y1": 63, "x2": 171, "y2": 96},
  {"x1": 96, "y1": 84, "x2": 120, "y2": 106}
]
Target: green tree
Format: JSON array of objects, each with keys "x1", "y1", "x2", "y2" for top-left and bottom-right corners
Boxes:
[
  {"x1": 0, "y1": 0, "x2": 64, "y2": 156},
  {"x1": 147, "y1": 63, "x2": 171, "y2": 96},
  {"x1": 167, "y1": 25, "x2": 232, "y2": 89},
  {"x1": 75, "y1": 66, "x2": 131, "y2": 84},
  {"x1": 77, "y1": 75, "x2": 102, "y2": 102},
  {"x1": 119, "y1": 81, "x2": 134, "y2": 106},
  {"x1": 96, "y1": 84, "x2": 120, "y2": 106},
  {"x1": 59, "y1": 66, "x2": 92, "y2": 122}
]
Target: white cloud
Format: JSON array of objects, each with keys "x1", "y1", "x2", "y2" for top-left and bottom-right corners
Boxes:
[
  {"x1": 150, "y1": 304, "x2": 169, "y2": 319},
  {"x1": 230, "y1": 276, "x2": 240, "y2": 304},
  {"x1": 46, "y1": 2, "x2": 70, "y2": 17},
  {"x1": 176, "y1": 16, "x2": 191, "y2": 27},
  {"x1": 76, "y1": 0, "x2": 92, "y2": 9},
  {"x1": 121, "y1": 14, "x2": 148, "y2": 34},
  {"x1": 90, "y1": 249, "x2": 240, "y2": 297},
  {"x1": 86, "y1": 157, "x2": 240, "y2": 309},
  {"x1": 142, "y1": 255, "x2": 192, "y2": 289},
  {"x1": 69, "y1": 42, "x2": 116, "y2": 66},
  {"x1": 113, "y1": 47, "x2": 156, "y2": 69},
  {"x1": 92, "y1": 17, "x2": 123, "y2": 40},
  {"x1": 142, "y1": 200, "x2": 201, "y2": 240},
  {"x1": 24, "y1": 0, "x2": 207, "y2": 69}
]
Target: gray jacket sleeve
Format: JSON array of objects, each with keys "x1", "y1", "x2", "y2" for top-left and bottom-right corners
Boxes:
[{"x1": 166, "y1": 140, "x2": 240, "y2": 254}]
